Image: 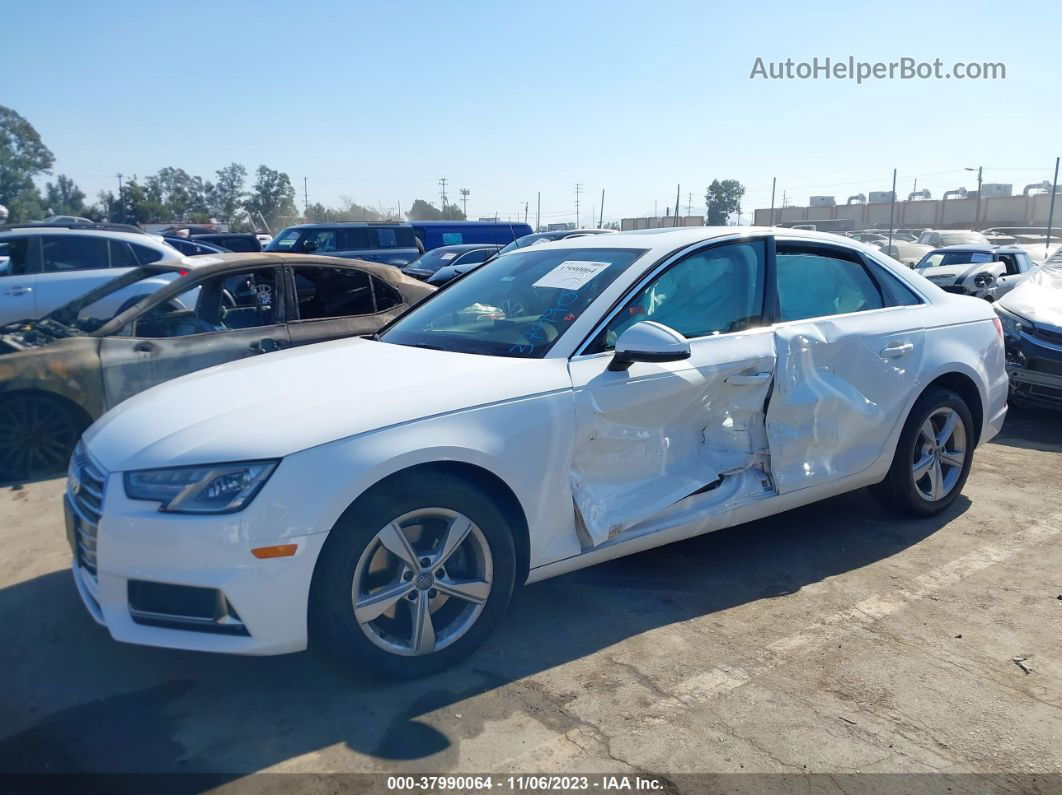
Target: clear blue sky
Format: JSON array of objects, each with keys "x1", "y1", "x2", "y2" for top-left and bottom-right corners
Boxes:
[{"x1": 3, "y1": 0, "x2": 1059, "y2": 224}]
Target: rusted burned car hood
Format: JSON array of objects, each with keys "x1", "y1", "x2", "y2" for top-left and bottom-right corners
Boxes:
[
  {"x1": 84, "y1": 336, "x2": 570, "y2": 472},
  {"x1": 997, "y1": 266, "x2": 1062, "y2": 327}
]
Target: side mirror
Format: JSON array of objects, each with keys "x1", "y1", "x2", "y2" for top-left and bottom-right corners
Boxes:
[
  {"x1": 302, "y1": 240, "x2": 318, "y2": 253},
  {"x1": 608, "y1": 321, "x2": 691, "y2": 372}
]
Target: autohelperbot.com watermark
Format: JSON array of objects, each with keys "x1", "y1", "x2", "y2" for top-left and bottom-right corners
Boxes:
[{"x1": 750, "y1": 56, "x2": 1006, "y2": 83}]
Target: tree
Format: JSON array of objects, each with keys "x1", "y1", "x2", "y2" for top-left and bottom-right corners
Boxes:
[
  {"x1": 146, "y1": 167, "x2": 209, "y2": 221},
  {"x1": 0, "y1": 105, "x2": 54, "y2": 221},
  {"x1": 705, "y1": 179, "x2": 745, "y2": 226},
  {"x1": 245, "y1": 165, "x2": 297, "y2": 231},
  {"x1": 305, "y1": 198, "x2": 387, "y2": 223},
  {"x1": 406, "y1": 198, "x2": 465, "y2": 221},
  {"x1": 206, "y1": 162, "x2": 247, "y2": 226},
  {"x1": 44, "y1": 174, "x2": 87, "y2": 216}
]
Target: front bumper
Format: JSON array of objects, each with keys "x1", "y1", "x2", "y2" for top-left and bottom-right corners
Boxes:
[
  {"x1": 1004, "y1": 325, "x2": 1062, "y2": 406},
  {"x1": 67, "y1": 458, "x2": 330, "y2": 656}
]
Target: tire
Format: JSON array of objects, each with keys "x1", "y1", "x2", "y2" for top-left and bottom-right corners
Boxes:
[
  {"x1": 309, "y1": 471, "x2": 516, "y2": 678},
  {"x1": 0, "y1": 392, "x2": 88, "y2": 484},
  {"x1": 870, "y1": 386, "x2": 975, "y2": 517}
]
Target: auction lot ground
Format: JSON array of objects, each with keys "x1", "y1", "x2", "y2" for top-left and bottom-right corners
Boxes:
[{"x1": 2, "y1": 407, "x2": 1062, "y2": 780}]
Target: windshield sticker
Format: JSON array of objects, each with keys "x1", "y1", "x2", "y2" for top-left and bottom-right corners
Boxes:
[
  {"x1": 533, "y1": 260, "x2": 611, "y2": 290},
  {"x1": 439, "y1": 253, "x2": 457, "y2": 261}
]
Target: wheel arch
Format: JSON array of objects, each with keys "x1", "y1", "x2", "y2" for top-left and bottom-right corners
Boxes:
[
  {"x1": 923, "y1": 370, "x2": 985, "y2": 445},
  {"x1": 315, "y1": 460, "x2": 532, "y2": 587},
  {"x1": 0, "y1": 387, "x2": 94, "y2": 431}
]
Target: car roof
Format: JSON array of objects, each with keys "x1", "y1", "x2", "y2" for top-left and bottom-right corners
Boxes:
[
  {"x1": 425, "y1": 243, "x2": 502, "y2": 252},
  {"x1": 280, "y1": 222, "x2": 410, "y2": 229},
  {"x1": 0, "y1": 225, "x2": 175, "y2": 248},
  {"x1": 925, "y1": 244, "x2": 1025, "y2": 254}
]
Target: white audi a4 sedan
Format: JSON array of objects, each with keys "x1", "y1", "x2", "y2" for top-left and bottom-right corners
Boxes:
[{"x1": 66, "y1": 227, "x2": 1008, "y2": 677}]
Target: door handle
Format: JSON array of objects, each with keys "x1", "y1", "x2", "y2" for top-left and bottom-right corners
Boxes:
[
  {"x1": 4, "y1": 286, "x2": 32, "y2": 296},
  {"x1": 250, "y1": 338, "x2": 287, "y2": 353},
  {"x1": 880, "y1": 342, "x2": 914, "y2": 359},
  {"x1": 725, "y1": 371, "x2": 771, "y2": 386},
  {"x1": 133, "y1": 341, "x2": 156, "y2": 353}
]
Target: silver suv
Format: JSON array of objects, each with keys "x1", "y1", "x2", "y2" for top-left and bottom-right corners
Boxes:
[{"x1": 0, "y1": 223, "x2": 182, "y2": 325}]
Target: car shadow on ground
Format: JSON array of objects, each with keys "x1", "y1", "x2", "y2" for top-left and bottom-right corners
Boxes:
[
  {"x1": 0, "y1": 484, "x2": 970, "y2": 780},
  {"x1": 991, "y1": 403, "x2": 1062, "y2": 453}
]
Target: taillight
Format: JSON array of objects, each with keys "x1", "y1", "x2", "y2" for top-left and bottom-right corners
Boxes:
[{"x1": 992, "y1": 316, "x2": 1003, "y2": 341}]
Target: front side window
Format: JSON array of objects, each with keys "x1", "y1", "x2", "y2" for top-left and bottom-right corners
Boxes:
[
  {"x1": 134, "y1": 268, "x2": 279, "y2": 338},
  {"x1": 601, "y1": 240, "x2": 766, "y2": 348},
  {"x1": 0, "y1": 237, "x2": 30, "y2": 275},
  {"x1": 305, "y1": 229, "x2": 338, "y2": 252},
  {"x1": 775, "y1": 245, "x2": 885, "y2": 321},
  {"x1": 292, "y1": 266, "x2": 374, "y2": 319},
  {"x1": 42, "y1": 235, "x2": 110, "y2": 272},
  {"x1": 336, "y1": 228, "x2": 370, "y2": 249},
  {"x1": 268, "y1": 228, "x2": 302, "y2": 250},
  {"x1": 381, "y1": 247, "x2": 645, "y2": 357}
]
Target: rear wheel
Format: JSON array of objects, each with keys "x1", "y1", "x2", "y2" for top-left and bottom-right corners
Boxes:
[
  {"x1": 0, "y1": 393, "x2": 87, "y2": 483},
  {"x1": 870, "y1": 387, "x2": 975, "y2": 517},
  {"x1": 310, "y1": 472, "x2": 516, "y2": 678}
]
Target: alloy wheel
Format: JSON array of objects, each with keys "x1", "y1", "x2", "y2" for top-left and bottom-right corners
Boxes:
[
  {"x1": 351, "y1": 508, "x2": 493, "y2": 656},
  {"x1": 911, "y1": 407, "x2": 967, "y2": 502},
  {"x1": 0, "y1": 396, "x2": 80, "y2": 481}
]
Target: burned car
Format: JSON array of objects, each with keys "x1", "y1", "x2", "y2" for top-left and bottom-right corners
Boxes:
[
  {"x1": 996, "y1": 265, "x2": 1062, "y2": 407},
  {"x1": 0, "y1": 253, "x2": 433, "y2": 482}
]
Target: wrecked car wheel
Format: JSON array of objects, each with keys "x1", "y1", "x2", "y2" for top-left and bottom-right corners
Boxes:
[
  {"x1": 870, "y1": 387, "x2": 974, "y2": 517},
  {"x1": 310, "y1": 473, "x2": 516, "y2": 678},
  {"x1": 0, "y1": 392, "x2": 87, "y2": 483}
]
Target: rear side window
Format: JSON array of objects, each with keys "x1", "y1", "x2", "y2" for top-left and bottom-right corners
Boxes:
[
  {"x1": 375, "y1": 228, "x2": 398, "y2": 248},
  {"x1": 42, "y1": 235, "x2": 110, "y2": 272},
  {"x1": 131, "y1": 243, "x2": 164, "y2": 265},
  {"x1": 775, "y1": 245, "x2": 884, "y2": 321},
  {"x1": 108, "y1": 240, "x2": 138, "y2": 267},
  {"x1": 0, "y1": 237, "x2": 30, "y2": 275},
  {"x1": 456, "y1": 249, "x2": 492, "y2": 266},
  {"x1": 292, "y1": 266, "x2": 375, "y2": 319},
  {"x1": 336, "y1": 228, "x2": 370, "y2": 250},
  {"x1": 371, "y1": 276, "x2": 404, "y2": 311}
]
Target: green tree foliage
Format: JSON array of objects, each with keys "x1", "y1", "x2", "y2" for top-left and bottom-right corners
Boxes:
[
  {"x1": 0, "y1": 105, "x2": 54, "y2": 221},
  {"x1": 705, "y1": 179, "x2": 746, "y2": 226},
  {"x1": 207, "y1": 162, "x2": 248, "y2": 226},
  {"x1": 305, "y1": 198, "x2": 388, "y2": 223},
  {"x1": 146, "y1": 167, "x2": 210, "y2": 222},
  {"x1": 44, "y1": 174, "x2": 88, "y2": 216},
  {"x1": 245, "y1": 165, "x2": 297, "y2": 231},
  {"x1": 406, "y1": 198, "x2": 465, "y2": 221}
]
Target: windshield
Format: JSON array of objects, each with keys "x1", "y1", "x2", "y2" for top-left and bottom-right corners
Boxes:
[
  {"x1": 381, "y1": 247, "x2": 645, "y2": 358},
  {"x1": 405, "y1": 248, "x2": 468, "y2": 274},
  {"x1": 941, "y1": 232, "x2": 988, "y2": 246},
  {"x1": 47, "y1": 267, "x2": 183, "y2": 330},
  {"x1": 498, "y1": 233, "x2": 558, "y2": 255},
  {"x1": 918, "y1": 251, "x2": 994, "y2": 269},
  {"x1": 266, "y1": 228, "x2": 302, "y2": 251}
]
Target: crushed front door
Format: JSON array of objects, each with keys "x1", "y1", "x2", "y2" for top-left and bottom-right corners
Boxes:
[{"x1": 567, "y1": 328, "x2": 777, "y2": 546}]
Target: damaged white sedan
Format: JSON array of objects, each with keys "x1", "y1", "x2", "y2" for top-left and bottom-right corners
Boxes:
[{"x1": 69, "y1": 227, "x2": 1008, "y2": 677}]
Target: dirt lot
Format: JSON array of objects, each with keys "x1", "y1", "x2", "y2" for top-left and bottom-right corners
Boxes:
[{"x1": 2, "y1": 407, "x2": 1062, "y2": 780}]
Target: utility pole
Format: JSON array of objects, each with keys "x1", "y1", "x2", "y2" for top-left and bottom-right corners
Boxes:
[
  {"x1": 599, "y1": 188, "x2": 605, "y2": 228},
  {"x1": 966, "y1": 166, "x2": 983, "y2": 228},
  {"x1": 1046, "y1": 156, "x2": 1060, "y2": 261},
  {"x1": 115, "y1": 173, "x2": 124, "y2": 221},
  {"x1": 574, "y1": 183, "x2": 582, "y2": 228},
  {"x1": 687, "y1": 192, "x2": 692, "y2": 217},
  {"x1": 459, "y1": 188, "x2": 469, "y2": 218},
  {"x1": 524, "y1": 201, "x2": 529, "y2": 224},
  {"x1": 536, "y1": 192, "x2": 541, "y2": 231},
  {"x1": 769, "y1": 177, "x2": 776, "y2": 226},
  {"x1": 674, "y1": 184, "x2": 681, "y2": 227},
  {"x1": 397, "y1": 200, "x2": 402, "y2": 221},
  {"x1": 303, "y1": 177, "x2": 309, "y2": 215},
  {"x1": 439, "y1": 178, "x2": 449, "y2": 219},
  {"x1": 887, "y1": 168, "x2": 898, "y2": 253},
  {"x1": 654, "y1": 199, "x2": 658, "y2": 219}
]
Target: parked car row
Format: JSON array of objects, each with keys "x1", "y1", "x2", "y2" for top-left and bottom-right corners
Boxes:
[{"x1": 61, "y1": 226, "x2": 1009, "y2": 678}]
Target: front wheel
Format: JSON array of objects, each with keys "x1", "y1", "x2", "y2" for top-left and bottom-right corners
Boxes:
[
  {"x1": 310, "y1": 472, "x2": 516, "y2": 678},
  {"x1": 870, "y1": 386, "x2": 975, "y2": 517},
  {"x1": 0, "y1": 393, "x2": 87, "y2": 483}
]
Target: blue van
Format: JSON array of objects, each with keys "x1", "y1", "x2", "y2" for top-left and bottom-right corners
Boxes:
[
  {"x1": 409, "y1": 221, "x2": 533, "y2": 252},
  {"x1": 266, "y1": 223, "x2": 421, "y2": 266}
]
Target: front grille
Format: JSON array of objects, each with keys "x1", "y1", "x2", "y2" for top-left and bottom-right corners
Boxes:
[
  {"x1": 68, "y1": 447, "x2": 106, "y2": 578},
  {"x1": 1026, "y1": 325, "x2": 1062, "y2": 347}
]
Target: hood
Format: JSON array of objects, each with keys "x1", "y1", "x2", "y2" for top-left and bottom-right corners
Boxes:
[
  {"x1": 997, "y1": 267, "x2": 1062, "y2": 328},
  {"x1": 84, "y1": 337, "x2": 572, "y2": 472}
]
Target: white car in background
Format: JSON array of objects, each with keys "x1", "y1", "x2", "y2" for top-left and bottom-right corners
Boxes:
[
  {"x1": 69, "y1": 227, "x2": 1007, "y2": 677},
  {"x1": 915, "y1": 244, "x2": 1038, "y2": 300},
  {"x1": 0, "y1": 224, "x2": 182, "y2": 325}
]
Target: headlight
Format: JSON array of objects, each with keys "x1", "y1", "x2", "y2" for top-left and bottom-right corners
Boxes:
[
  {"x1": 124, "y1": 460, "x2": 278, "y2": 513},
  {"x1": 994, "y1": 306, "x2": 1026, "y2": 340},
  {"x1": 973, "y1": 272, "x2": 995, "y2": 288}
]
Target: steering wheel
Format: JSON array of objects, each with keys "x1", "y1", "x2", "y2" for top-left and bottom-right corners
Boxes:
[{"x1": 221, "y1": 289, "x2": 236, "y2": 309}]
